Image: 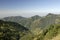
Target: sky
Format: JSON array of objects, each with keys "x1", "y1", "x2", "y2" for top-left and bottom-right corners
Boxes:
[{"x1": 0, "y1": 0, "x2": 60, "y2": 18}]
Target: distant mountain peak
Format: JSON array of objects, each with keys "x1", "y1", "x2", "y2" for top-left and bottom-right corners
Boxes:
[
  {"x1": 32, "y1": 15, "x2": 40, "y2": 17},
  {"x1": 30, "y1": 15, "x2": 41, "y2": 21},
  {"x1": 46, "y1": 13, "x2": 57, "y2": 17},
  {"x1": 31, "y1": 15, "x2": 41, "y2": 19},
  {"x1": 48, "y1": 13, "x2": 53, "y2": 15}
]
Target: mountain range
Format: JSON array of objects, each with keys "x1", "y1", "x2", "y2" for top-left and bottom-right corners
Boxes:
[{"x1": 0, "y1": 13, "x2": 60, "y2": 40}]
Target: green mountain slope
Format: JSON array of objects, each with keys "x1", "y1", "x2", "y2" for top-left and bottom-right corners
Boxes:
[
  {"x1": 0, "y1": 20, "x2": 29, "y2": 40},
  {"x1": 34, "y1": 24, "x2": 60, "y2": 40},
  {"x1": 2, "y1": 15, "x2": 41, "y2": 33},
  {"x1": 37, "y1": 13, "x2": 60, "y2": 29},
  {"x1": 2, "y1": 16, "x2": 26, "y2": 23}
]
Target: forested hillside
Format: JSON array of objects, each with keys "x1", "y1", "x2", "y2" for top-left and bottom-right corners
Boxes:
[{"x1": 0, "y1": 20, "x2": 31, "y2": 40}]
